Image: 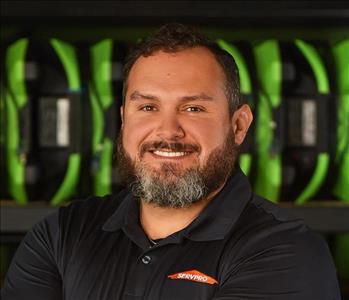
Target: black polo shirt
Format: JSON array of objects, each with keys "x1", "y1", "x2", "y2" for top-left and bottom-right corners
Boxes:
[{"x1": 2, "y1": 169, "x2": 341, "y2": 300}]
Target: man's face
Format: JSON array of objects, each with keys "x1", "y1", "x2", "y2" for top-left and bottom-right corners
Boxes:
[{"x1": 119, "y1": 47, "x2": 240, "y2": 207}]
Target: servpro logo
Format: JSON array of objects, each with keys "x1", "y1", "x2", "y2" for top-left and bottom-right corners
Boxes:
[{"x1": 168, "y1": 269, "x2": 218, "y2": 285}]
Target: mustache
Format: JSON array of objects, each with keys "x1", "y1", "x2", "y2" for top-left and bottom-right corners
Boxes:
[{"x1": 140, "y1": 140, "x2": 201, "y2": 157}]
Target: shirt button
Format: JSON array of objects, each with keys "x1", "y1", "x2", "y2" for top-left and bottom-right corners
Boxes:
[{"x1": 142, "y1": 255, "x2": 151, "y2": 265}]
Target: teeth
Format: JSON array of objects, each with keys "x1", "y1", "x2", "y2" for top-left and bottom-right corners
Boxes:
[{"x1": 153, "y1": 150, "x2": 187, "y2": 157}]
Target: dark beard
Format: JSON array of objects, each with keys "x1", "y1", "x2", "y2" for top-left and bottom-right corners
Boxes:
[{"x1": 116, "y1": 132, "x2": 239, "y2": 208}]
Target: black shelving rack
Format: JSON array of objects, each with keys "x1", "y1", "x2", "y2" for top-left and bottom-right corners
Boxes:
[
  {"x1": 1, "y1": 0, "x2": 349, "y2": 295},
  {"x1": 1, "y1": 1, "x2": 349, "y2": 25},
  {"x1": 1, "y1": 0, "x2": 349, "y2": 234}
]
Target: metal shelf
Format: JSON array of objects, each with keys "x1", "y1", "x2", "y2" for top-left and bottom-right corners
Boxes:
[
  {"x1": 0, "y1": 201, "x2": 58, "y2": 233},
  {"x1": 2, "y1": 1, "x2": 349, "y2": 26},
  {"x1": 1, "y1": 200, "x2": 349, "y2": 234},
  {"x1": 280, "y1": 201, "x2": 349, "y2": 233}
]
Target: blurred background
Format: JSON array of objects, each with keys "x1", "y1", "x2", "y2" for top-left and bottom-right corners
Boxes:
[{"x1": 1, "y1": 1, "x2": 348, "y2": 298}]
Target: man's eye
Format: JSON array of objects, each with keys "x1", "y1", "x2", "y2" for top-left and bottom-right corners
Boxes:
[
  {"x1": 141, "y1": 105, "x2": 157, "y2": 111},
  {"x1": 185, "y1": 106, "x2": 202, "y2": 112}
]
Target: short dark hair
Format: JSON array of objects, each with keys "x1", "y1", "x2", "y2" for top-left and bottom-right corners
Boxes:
[{"x1": 122, "y1": 23, "x2": 241, "y2": 113}]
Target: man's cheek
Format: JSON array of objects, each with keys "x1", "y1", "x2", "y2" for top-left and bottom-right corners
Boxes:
[{"x1": 121, "y1": 135, "x2": 137, "y2": 160}]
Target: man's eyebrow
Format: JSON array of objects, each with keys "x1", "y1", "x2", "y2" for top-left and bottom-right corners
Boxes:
[
  {"x1": 129, "y1": 91, "x2": 159, "y2": 101},
  {"x1": 129, "y1": 91, "x2": 213, "y2": 102},
  {"x1": 180, "y1": 93, "x2": 213, "y2": 102}
]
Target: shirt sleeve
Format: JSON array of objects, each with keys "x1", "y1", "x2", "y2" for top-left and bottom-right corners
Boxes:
[
  {"x1": 1, "y1": 211, "x2": 62, "y2": 300},
  {"x1": 212, "y1": 230, "x2": 341, "y2": 300}
]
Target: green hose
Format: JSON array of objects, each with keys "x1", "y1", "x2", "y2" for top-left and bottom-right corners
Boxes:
[
  {"x1": 91, "y1": 39, "x2": 113, "y2": 109},
  {"x1": 50, "y1": 39, "x2": 82, "y2": 206},
  {"x1": 89, "y1": 86, "x2": 104, "y2": 154},
  {"x1": 332, "y1": 38, "x2": 349, "y2": 280},
  {"x1": 5, "y1": 39, "x2": 29, "y2": 204},
  {"x1": 89, "y1": 39, "x2": 114, "y2": 196},
  {"x1": 94, "y1": 138, "x2": 113, "y2": 196},
  {"x1": 239, "y1": 154, "x2": 252, "y2": 177},
  {"x1": 217, "y1": 39, "x2": 253, "y2": 176},
  {"x1": 89, "y1": 86, "x2": 112, "y2": 196},
  {"x1": 217, "y1": 39, "x2": 252, "y2": 94},
  {"x1": 253, "y1": 40, "x2": 282, "y2": 202},
  {"x1": 332, "y1": 39, "x2": 349, "y2": 200},
  {"x1": 294, "y1": 40, "x2": 330, "y2": 205},
  {"x1": 295, "y1": 154, "x2": 330, "y2": 204}
]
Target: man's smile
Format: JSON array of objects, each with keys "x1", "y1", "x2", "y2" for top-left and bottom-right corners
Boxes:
[
  {"x1": 146, "y1": 149, "x2": 196, "y2": 162},
  {"x1": 152, "y1": 150, "x2": 190, "y2": 158},
  {"x1": 140, "y1": 141, "x2": 200, "y2": 160}
]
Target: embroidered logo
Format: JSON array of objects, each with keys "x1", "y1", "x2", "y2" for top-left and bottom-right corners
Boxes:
[{"x1": 168, "y1": 269, "x2": 218, "y2": 285}]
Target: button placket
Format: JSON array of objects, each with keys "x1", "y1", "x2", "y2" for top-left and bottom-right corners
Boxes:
[{"x1": 123, "y1": 251, "x2": 157, "y2": 297}]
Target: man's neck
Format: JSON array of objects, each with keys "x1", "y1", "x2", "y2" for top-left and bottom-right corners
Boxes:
[{"x1": 139, "y1": 183, "x2": 226, "y2": 240}]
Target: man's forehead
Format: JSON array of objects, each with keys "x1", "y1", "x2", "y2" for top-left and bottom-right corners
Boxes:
[
  {"x1": 123, "y1": 47, "x2": 228, "y2": 106},
  {"x1": 130, "y1": 47, "x2": 223, "y2": 75},
  {"x1": 127, "y1": 48, "x2": 225, "y2": 89}
]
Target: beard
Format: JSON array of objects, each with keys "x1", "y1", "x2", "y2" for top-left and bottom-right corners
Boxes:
[{"x1": 116, "y1": 131, "x2": 239, "y2": 208}]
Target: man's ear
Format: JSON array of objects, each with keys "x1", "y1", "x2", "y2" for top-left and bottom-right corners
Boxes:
[
  {"x1": 120, "y1": 106, "x2": 124, "y2": 128},
  {"x1": 231, "y1": 104, "x2": 253, "y2": 145}
]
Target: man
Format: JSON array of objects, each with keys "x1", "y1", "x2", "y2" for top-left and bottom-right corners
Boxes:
[{"x1": 2, "y1": 24, "x2": 341, "y2": 299}]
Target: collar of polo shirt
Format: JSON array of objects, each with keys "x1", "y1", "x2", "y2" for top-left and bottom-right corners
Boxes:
[{"x1": 102, "y1": 167, "x2": 252, "y2": 245}]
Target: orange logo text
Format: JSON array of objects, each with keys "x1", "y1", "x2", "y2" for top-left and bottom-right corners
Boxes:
[{"x1": 168, "y1": 269, "x2": 218, "y2": 285}]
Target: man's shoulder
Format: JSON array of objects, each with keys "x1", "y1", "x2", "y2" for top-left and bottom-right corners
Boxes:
[
  {"x1": 227, "y1": 194, "x2": 331, "y2": 260},
  {"x1": 218, "y1": 195, "x2": 340, "y2": 298},
  {"x1": 57, "y1": 189, "x2": 129, "y2": 227},
  {"x1": 31, "y1": 190, "x2": 127, "y2": 236},
  {"x1": 241, "y1": 194, "x2": 308, "y2": 233},
  {"x1": 228, "y1": 194, "x2": 334, "y2": 270},
  {"x1": 62, "y1": 189, "x2": 127, "y2": 213}
]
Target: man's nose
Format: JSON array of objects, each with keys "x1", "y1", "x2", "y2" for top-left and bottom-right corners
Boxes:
[{"x1": 155, "y1": 113, "x2": 185, "y2": 140}]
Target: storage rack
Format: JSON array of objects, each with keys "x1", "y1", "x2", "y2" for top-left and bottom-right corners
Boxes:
[
  {"x1": 1, "y1": 0, "x2": 349, "y2": 233},
  {"x1": 1, "y1": 0, "x2": 349, "y2": 295}
]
